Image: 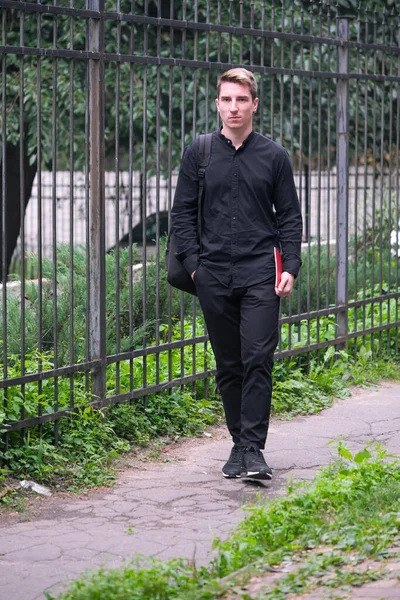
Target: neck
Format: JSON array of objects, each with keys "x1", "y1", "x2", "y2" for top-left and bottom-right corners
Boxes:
[{"x1": 221, "y1": 124, "x2": 253, "y2": 149}]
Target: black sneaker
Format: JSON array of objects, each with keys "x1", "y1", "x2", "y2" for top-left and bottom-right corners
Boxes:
[
  {"x1": 222, "y1": 444, "x2": 244, "y2": 478},
  {"x1": 242, "y1": 445, "x2": 272, "y2": 480}
]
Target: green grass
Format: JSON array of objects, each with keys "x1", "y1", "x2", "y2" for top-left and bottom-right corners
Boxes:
[{"x1": 44, "y1": 445, "x2": 400, "y2": 600}]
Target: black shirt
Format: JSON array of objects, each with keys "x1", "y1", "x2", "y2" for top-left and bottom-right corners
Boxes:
[{"x1": 171, "y1": 129, "x2": 303, "y2": 288}]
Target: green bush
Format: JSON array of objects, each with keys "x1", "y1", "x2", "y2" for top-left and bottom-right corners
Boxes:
[
  {"x1": 1, "y1": 391, "x2": 222, "y2": 490},
  {"x1": 3, "y1": 233, "x2": 398, "y2": 368},
  {"x1": 283, "y1": 232, "x2": 399, "y2": 315},
  {"x1": 2, "y1": 241, "x2": 195, "y2": 364}
]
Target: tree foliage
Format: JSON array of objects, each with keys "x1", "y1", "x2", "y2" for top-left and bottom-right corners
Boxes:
[{"x1": 1, "y1": 0, "x2": 399, "y2": 172}]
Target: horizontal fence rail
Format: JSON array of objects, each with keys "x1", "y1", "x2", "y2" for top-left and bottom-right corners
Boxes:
[{"x1": 0, "y1": 0, "x2": 399, "y2": 440}]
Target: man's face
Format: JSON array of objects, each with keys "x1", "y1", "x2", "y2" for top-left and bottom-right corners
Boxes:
[{"x1": 216, "y1": 81, "x2": 258, "y2": 133}]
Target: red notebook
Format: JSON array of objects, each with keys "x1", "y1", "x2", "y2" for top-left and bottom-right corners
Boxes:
[{"x1": 274, "y1": 247, "x2": 283, "y2": 287}]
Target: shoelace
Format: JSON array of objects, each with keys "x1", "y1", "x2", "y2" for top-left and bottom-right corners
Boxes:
[{"x1": 231, "y1": 447, "x2": 243, "y2": 460}]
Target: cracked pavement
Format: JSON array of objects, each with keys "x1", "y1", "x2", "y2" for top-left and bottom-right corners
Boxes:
[{"x1": 1, "y1": 382, "x2": 400, "y2": 600}]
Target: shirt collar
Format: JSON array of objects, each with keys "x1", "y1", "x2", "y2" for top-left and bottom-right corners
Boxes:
[{"x1": 218, "y1": 127, "x2": 254, "y2": 149}]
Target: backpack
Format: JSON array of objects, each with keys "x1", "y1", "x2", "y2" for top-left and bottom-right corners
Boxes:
[{"x1": 165, "y1": 133, "x2": 213, "y2": 295}]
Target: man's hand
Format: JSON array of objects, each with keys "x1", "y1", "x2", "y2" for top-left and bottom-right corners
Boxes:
[
  {"x1": 191, "y1": 270, "x2": 196, "y2": 281},
  {"x1": 275, "y1": 272, "x2": 294, "y2": 297}
]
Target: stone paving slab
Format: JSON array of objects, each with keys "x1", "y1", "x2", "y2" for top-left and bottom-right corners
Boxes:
[{"x1": 1, "y1": 382, "x2": 400, "y2": 600}]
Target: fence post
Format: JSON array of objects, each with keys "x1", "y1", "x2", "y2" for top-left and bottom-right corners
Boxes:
[
  {"x1": 87, "y1": 0, "x2": 106, "y2": 403},
  {"x1": 336, "y1": 18, "x2": 350, "y2": 350}
]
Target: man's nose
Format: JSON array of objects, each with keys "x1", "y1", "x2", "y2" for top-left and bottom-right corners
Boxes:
[{"x1": 230, "y1": 101, "x2": 238, "y2": 111}]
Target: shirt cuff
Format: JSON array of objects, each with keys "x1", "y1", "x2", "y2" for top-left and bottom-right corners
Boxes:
[
  {"x1": 283, "y1": 259, "x2": 301, "y2": 278},
  {"x1": 183, "y1": 254, "x2": 199, "y2": 275}
]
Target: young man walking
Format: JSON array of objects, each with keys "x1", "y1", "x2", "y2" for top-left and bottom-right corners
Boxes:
[{"x1": 171, "y1": 68, "x2": 303, "y2": 480}]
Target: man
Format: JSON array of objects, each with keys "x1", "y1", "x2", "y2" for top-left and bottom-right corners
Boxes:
[{"x1": 171, "y1": 68, "x2": 302, "y2": 480}]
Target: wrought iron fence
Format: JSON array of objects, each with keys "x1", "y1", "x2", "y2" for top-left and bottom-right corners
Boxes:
[
  {"x1": 9, "y1": 165, "x2": 389, "y2": 265},
  {"x1": 1, "y1": 0, "x2": 399, "y2": 441}
]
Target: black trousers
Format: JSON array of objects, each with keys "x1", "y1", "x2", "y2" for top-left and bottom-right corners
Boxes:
[{"x1": 195, "y1": 265, "x2": 280, "y2": 449}]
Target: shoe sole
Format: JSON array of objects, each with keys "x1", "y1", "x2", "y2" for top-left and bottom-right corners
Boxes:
[
  {"x1": 222, "y1": 473, "x2": 242, "y2": 478},
  {"x1": 242, "y1": 471, "x2": 272, "y2": 481}
]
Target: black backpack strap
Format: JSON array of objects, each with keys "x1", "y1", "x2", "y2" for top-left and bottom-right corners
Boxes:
[
  {"x1": 198, "y1": 133, "x2": 213, "y2": 202},
  {"x1": 197, "y1": 133, "x2": 213, "y2": 239},
  {"x1": 198, "y1": 133, "x2": 213, "y2": 170}
]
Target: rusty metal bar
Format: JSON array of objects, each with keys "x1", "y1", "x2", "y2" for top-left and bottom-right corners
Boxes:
[
  {"x1": 87, "y1": 0, "x2": 106, "y2": 404},
  {"x1": 336, "y1": 18, "x2": 349, "y2": 350}
]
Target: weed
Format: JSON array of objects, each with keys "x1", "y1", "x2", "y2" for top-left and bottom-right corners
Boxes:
[
  {"x1": 125, "y1": 524, "x2": 135, "y2": 535},
  {"x1": 0, "y1": 392, "x2": 222, "y2": 492}
]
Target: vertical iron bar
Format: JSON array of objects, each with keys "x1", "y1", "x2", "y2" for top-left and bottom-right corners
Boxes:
[
  {"x1": 352, "y1": 5, "x2": 361, "y2": 360},
  {"x1": 336, "y1": 18, "x2": 349, "y2": 350},
  {"x1": 270, "y1": 0, "x2": 275, "y2": 140},
  {"x1": 228, "y1": 0, "x2": 232, "y2": 63},
  {"x1": 389, "y1": 13, "x2": 396, "y2": 358},
  {"x1": 205, "y1": 0, "x2": 210, "y2": 133},
  {"x1": 296, "y1": 3, "x2": 305, "y2": 344},
  {"x1": 69, "y1": 8, "x2": 75, "y2": 407},
  {"x1": 217, "y1": 0, "x2": 221, "y2": 63},
  {"x1": 19, "y1": 8, "x2": 26, "y2": 431},
  {"x1": 395, "y1": 26, "x2": 400, "y2": 356},
  {"x1": 1, "y1": 8, "x2": 8, "y2": 449},
  {"x1": 87, "y1": 0, "x2": 106, "y2": 404},
  {"x1": 36, "y1": 5, "x2": 43, "y2": 433},
  {"x1": 305, "y1": 1, "x2": 314, "y2": 359},
  {"x1": 249, "y1": 0, "x2": 254, "y2": 68},
  {"x1": 155, "y1": 0, "x2": 161, "y2": 387},
  {"x1": 279, "y1": 0, "x2": 284, "y2": 145},
  {"x1": 115, "y1": 0, "x2": 121, "y2": 395},
  {"x1": 141, "y1": 0, "x2": 148, "y2": 397},
  {"x1": 378, "y1": 10, "x2": 386, "y2": 357},
  {"x1": 259, "y1": 1, "x2": 265, "y2": 134},
  {"x1": 304, "y1": 164, "x2": 310, "y2": 242},
  {"x1": 325, "y1": 0, "x2": 332, "y2": 314},
  {"x1": 284, "y1": 0, "x2": 296, "y2": 355},
  {"x1": 386, "y1": 14, "x2": 394, "y2": 357},
  {"x1": 315, "y1": 1, "x2": 323, "y2": 359},
  {"x1": 361, "y1": 12, "x2": 369, "y2": 350},
  {"x1": 370, "y1": 10, "x2": 378, "y2": 357},
  {"x1": 179, "y1": 0, "x2": 187, "y2": 387},
  {"x1": 84, "y1": 11, "x2": 91, "y2": 394},
  {"x1": 239, "y1": 0, "x2": 243, "y2": 63},
  {"x1": 52, "y1": 6, "x2": 59, "y2": 442},
  {"x1": 203, "y1": 0, "x2": 210, "y2": 400},
  {"x1": 128, "y1": 0, "x2": 135, "y2": 397},
  {"x1": 191, "y1": 1, "x2": 199, "y2": 396},
  {"x1": 167, "y1": 1, "x2": 174, "y2": 389}
]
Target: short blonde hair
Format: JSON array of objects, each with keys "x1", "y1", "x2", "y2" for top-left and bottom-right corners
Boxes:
[{"x1": 217, "y1": 68, "x2": 258, "y2": 100}]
